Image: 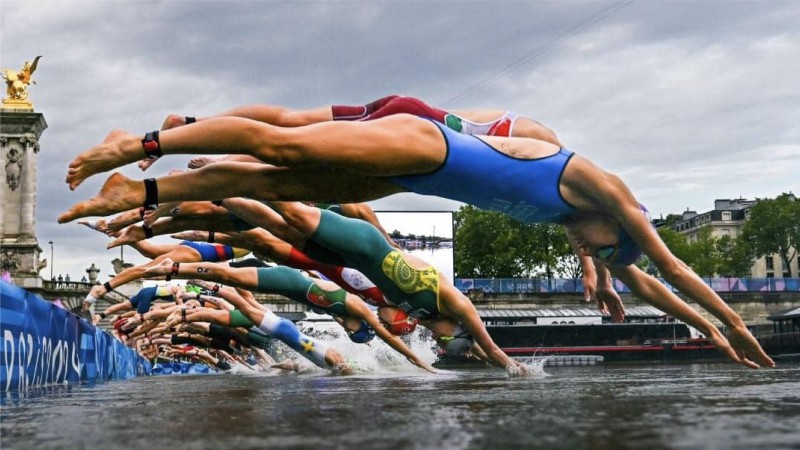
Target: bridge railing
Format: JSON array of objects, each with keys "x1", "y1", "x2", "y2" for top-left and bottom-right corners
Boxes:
[
  {"x1": 42, "y1": 280, "x2": 93, "y2": 292},
  {"x1": 453, "y1": 277, "x2": 800, "y2": 294}
]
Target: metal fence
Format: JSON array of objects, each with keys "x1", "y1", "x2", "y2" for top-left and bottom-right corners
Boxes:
[{"x1": 454, "y1": 277, "x2": 800, "y2": 294}]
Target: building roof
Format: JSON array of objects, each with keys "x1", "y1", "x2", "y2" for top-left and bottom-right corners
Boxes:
[
  {"x1": 767, "y1": 307, "x2": 800, "y2": 321},
  {"x1": 714, "y1": 198, "x2": 757, "y2": 211},
  {"x1": 671, "y1": 198, "x2": 757, "y2": 233},
  {"x1": 476, "y1": 306, "x2": 666, "y2": 319}
]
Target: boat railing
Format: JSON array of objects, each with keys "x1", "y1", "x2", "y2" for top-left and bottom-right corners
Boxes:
[{"x1": 757, "y1": 331, "x2": 800, "y2": 347}]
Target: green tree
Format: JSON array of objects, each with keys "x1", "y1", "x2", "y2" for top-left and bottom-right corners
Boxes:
[
  {"x1": 513, "y1": 221, "x2": 575, "y2": 278},
  {"x1": 741, "y1": 193, "x2": 799, "y2": 275},
  {"x1": 453, "y1": 206, "x2": 524, "y2": 277},
  {"x1": 453, "y1": 205, "x2": 575, "y2": 278},
  {"x1": 688, "y1": 227, "x2": 720, "y2": 277},
  {"x1": 715, "y1": 234, "x2": 753, "y2": 277},
  {"x1": 657, "y1": 226, "x2": 692, "y2": 262},
  {"x1": 657, "y1": 226, "x2": 722, "y2": 277}
]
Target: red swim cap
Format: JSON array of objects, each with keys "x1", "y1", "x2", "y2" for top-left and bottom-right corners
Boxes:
[
  {"x1": 112, "y1": 318, "x2": 127, "y2": 330},
  {"x1": 381, "y1": 308, "x2": 418, "y2": 336}
]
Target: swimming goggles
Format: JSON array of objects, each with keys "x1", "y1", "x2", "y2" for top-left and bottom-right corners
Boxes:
[{"x1": 595, "y1": 245, "x2": 619, "y2": 262}]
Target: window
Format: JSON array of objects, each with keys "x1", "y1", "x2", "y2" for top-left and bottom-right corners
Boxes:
[
  {"x1": 720, "y1": 228, "x2": 730, "y2": 236},
  {"x1": 766, "y1": 256, "x2": 775, "y2": 270},
  {"x1": 722, "y1": 211, "x2": 731, "y2": 221}
]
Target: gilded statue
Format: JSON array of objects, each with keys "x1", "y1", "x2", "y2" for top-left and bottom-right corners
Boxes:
[{"x1": 2, "y1": 56, "x2": 41, "y2": 104}]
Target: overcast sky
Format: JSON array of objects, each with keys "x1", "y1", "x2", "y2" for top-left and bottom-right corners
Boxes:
[{"x1": 2, "y1": 1, "x2": 798, "y2": 282}]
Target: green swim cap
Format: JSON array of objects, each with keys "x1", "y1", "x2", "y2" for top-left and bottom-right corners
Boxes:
[{"x1": 185, "y1": 284, "x2": 202, "y2": 294}]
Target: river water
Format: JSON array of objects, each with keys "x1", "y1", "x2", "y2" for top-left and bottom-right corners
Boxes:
[{"x1": 2, "y1": 361, "x2": 799, "y2": 450}]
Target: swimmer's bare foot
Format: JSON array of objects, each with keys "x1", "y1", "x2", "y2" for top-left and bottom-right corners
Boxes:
[
  {"x1": 170, "y1": 230, "x2": 209, "y2": 242},
  {"x1": 66, "y1": 130, "x2": 145, "y2": 190},
  {"x1": 107, "y1": 225, "x2": 145, "y2": 249},
  {"x1": 161, "y1": 114, "x2": 187, "y2": 131},
  {"x1": 78, "y1": 219, "x2": 109, "y2": 234},
  {"x1": 188, "y1": 156, "x2": 221, "y2": 169},
  {"x1": 143, "y1": 257, "x2": 176, "y2": 278},
  {"x1": 137, "y1": 157, "x2": 159, "y2": 172},
  {"x1": 143, "y1": 202, "x2": 180, "y2": 227},
  {"x1": 58, "y1": 172, "x2": 145, "y2": 223}
]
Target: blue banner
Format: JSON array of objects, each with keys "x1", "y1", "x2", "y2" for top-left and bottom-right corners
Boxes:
[
  {"x1": 1, "y1": 280, "x2": 151, "y2": 391},
  {"x1": 454, "y1": 277, "x2": 800, "y2": 294}
]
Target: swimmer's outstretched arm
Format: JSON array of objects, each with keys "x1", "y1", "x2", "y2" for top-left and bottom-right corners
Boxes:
[
  {"x1": 610, "y1": 201, "x2": 774, "y2": 368},
  {"x1": 127, "y1": 319, "x2": 163, "y2": 340},
  {"x1": 164, "y1": 307, "x2": 232, "y2": 329},
  {"x1": 107, "y1": 215, "x2": 253, "y2": 249},
  {"x1": 568, "y1": 165, "x2": 774, "y2": 369},
  {"x1": 438, "y1": 284, "x2": 528, "y2": 374},
  {"x1": 211, "y1": 197, "x2": 306, "y2": 246},
  {"x1": 610, "y1": 264, "x2": 771, "y2": 369},
  {"x1": 188, "y1": 280, "x2": 266, "y2": 317},
  {"x1": 90, "y1": 299, "x2": 134, "y2": 323},
  {"x1": 106, "y1": 207, "x2": 149, "y2": 233}
]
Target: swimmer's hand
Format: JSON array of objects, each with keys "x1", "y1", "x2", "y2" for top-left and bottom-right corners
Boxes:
[
  {"x1": 407, "y1": 356, "x2": 438, "y2": 374},
  {"x1": 505, "y1": 360, "x2": 534, "y2": 377},
  {"x1": 595, "y1": 286, "x2": 625, "y2": 323},
  {"x1": 704, "y1": 326, "x2": 766, "y2": 370},
  {"x1": 725, "y1": 325, "x2": 776, "y2": 369},
  {"x1": 271, "y1": 359, "x2": 300, "y2": 372},
  {"x1": 421, "y1": 363, "x2": 439, "y2": 374}
]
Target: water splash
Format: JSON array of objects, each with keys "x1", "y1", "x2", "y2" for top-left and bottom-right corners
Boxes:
[
  {"x1": 267, "y1": 322, "x2": 440, "y2": 375},
  {"x1": 507, "y1": 356, "x2": 548, "y2": 377}
]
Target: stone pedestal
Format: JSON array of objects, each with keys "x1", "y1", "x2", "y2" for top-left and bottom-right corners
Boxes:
[
  {"x1": 0, "y1": 109, "x2": 48, "y2": 289},
  {"x1": 1, "y1": 99, "x2": 34, "y2": 111}
]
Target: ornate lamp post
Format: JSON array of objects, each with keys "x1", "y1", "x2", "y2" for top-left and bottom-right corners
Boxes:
[{"x1": 48, "y1": 240, "x2": 54, "y2": 280}]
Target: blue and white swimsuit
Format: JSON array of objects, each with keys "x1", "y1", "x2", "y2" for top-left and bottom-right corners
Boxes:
[{"x1": 390, "y1": 120, "x2": 577, "y2": 224}]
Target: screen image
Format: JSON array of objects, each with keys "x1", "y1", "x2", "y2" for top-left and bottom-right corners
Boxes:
[{"x1": 375, "y1": 211, "x2": 454, "y2": 281}]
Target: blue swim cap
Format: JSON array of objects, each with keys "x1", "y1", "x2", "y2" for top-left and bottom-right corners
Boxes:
[
  {"x1": 611, "y1": 231, "x2": 642, "y2": 267},
  {"x1": 610, "y1": 204, "x2": 650, "y2": 267},
  {"x1": 348, "y1": 320, "x2": 376, "y2": 344}
]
